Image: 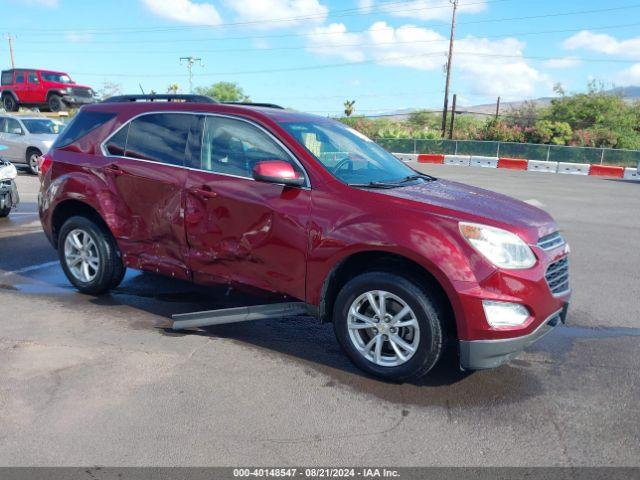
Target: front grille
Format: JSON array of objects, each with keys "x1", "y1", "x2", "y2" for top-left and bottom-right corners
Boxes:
[
  {"x1": 72, "y1": 87, "x2": 92, "y2": 98},
  {"x1": 545, "y1": 257, "x2": 570, "y2": 295},
  {"x1": 537, "y1": 231, "x2": 565, "y2": 251}
]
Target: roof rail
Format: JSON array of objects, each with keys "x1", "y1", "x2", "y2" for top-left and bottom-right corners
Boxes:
[
  {"x1": 102, "y1": 94, "x2": 218, "y2": 104},
  {"x1": 223, "y1": 102, "x2": 285, "y2": 109}
]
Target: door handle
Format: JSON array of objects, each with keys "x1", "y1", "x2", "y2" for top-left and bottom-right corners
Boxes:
[
  {"x1": 191, "y1": 185, "x2": 218, "y2": 198},
  {"x1": 105, "y1": 163, "x2": 125, "y2": 175}
]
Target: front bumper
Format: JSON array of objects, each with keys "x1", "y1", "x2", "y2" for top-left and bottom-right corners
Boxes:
[
  {"x1": 459, "y1": 303, "x2": 568, "y2": 370},
  {"x1": 62, "y1": 94, "x2": 95, "y2": 106}
]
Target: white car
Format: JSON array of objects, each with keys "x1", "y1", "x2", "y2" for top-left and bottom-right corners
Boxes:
[{"x1": 0, "y1": 114, "x2": 62, "y2": 174}]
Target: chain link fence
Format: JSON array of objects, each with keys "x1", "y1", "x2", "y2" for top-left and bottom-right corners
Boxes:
[{"x1": 374, "y1": 139, "x2": 640, "y2": 168}]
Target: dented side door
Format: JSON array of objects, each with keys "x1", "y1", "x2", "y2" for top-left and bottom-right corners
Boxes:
[{"x1": 184, "y1": 114, "x2": 311, "y2": 300}]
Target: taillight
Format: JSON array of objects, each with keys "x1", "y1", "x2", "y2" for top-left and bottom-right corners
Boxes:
[{"x1": 39, "y1": 153, "x2": 53, "y2": 179}]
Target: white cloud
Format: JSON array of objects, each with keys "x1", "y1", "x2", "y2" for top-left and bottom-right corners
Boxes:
[
  {"x1": 22, "y1": 0, "x2": 59, "y2": 7},
  {"x1": 543, "y1": 57, "x2": 582, "y2": 69},
  {"x1": 225, "y1": 0, "x2": 328, "y2": 29},
  {"x1": 357, "y1": 0, "x2": 375, "y2": 13},
  {"x1": 142, "y1": 0, "x2": 222, "y2": 25},
  {"x1": 617, "y1": 64, "x2": 640, "y2": 85},
  {"x1": 307, "y1": 23, "x2": 366, "y2": 61},
  {"x1": 563, "y1": 31, "x2": 640, "y2": 57},
  {"x1": 305, "y1": 22, "x2": 547, "y2": 98},
  {"x1": 377, "y1": 0, "x2": 487, "y2": 21},
  {"x1": 65, "y1": 31, "x2": 92, "y2": 43}
]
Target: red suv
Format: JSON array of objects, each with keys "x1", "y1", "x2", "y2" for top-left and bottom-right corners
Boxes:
[
  {"x1": 1, "y1": 68, "x2": 95, "y2": 112},
  {"x1": 38, "y1": 95, "x2": 570, "y2": 381}
]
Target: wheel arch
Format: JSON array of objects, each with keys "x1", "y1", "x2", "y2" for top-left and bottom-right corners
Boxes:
[
  {"x1": 51, "y1": 199, "x2": 112, "y2": 249},
  {"x1": 317, "y1": 249, "x2": 459, "y2": 340},
  {"x1": 1, "y1": 90, "x2": 18, "y2": 101}
]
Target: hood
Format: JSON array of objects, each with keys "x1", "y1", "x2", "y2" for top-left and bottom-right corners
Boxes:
[{"x1": 374, "y1": 179, "x2": 557, "y2": 242}]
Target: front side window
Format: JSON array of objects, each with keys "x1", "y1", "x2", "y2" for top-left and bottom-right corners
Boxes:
[
  {"x1": 199, "y1": 116, "x2": 302, "y2": 179},
  {"x1": 279, "y1": 120, "x2": 419, "y2": 186},
  {"x1": 6, "y1": 118, "x2": 22, "y2": 134},
  {"x1": 41, "y1": 72, "x2": 72, "y2": 83},
  {"x1": 125, "y1": 113, "x2": 193, "y2": 166}
]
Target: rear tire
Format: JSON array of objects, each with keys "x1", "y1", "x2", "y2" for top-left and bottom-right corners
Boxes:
[
  {"x1": 0, "y1": 207, "x2": 11, "y2": 218},
  {"x1": 47, "y1": 94, "x2": 65, "y2": 112},
  {"x1": 58, "y1": 216, "x2": 123, "y2": 295},
  {"x1": 2, "y1": 94, "x2": 18, "y2": 112},
  {"x1": 26, "y1": 148, "x2": 42, "y2": 175},
  {"x1": 333, "y1": 271, "x2": 446, "y2": 382}
]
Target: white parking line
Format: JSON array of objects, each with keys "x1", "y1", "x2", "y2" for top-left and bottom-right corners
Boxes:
[{"x1": 1, "y1": 261, "x2": 59, "y2": 277}]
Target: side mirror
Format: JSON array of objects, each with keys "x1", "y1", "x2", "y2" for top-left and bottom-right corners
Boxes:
[
  {"x1": 10, "y1": 128, "x2": 23, "y2": 135},
  {"x1": 252, "y1": 160, "x2": 305, "y2": 187}
]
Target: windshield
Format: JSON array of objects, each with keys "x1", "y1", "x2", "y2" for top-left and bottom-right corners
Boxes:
[
  {"x1": 22, "y1": 119, "x2": 61, "y2": 134},
  {"x1": 40, "y1": 72, "x2": 72, "y2": 84},
  {"x1": 279, "y1": 120, "x2": 423, "y2": 186}
]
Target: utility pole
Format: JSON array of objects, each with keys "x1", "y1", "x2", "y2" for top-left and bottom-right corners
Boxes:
[
  {"x1": 6, "y1": 34, "x2": 15, "y2": 69},
  {"x1": 441, "y1": 0, "x2": 459, "y2": 138},
  {"x1": 495, "y1": 96, "x2": 501, "y2": 120},
  {"x1": 448, "y1": 94, "x2": 457, "y2": 140},
  {"x1": 179, "y1": 56, "x2": 202, "y2": 93}
]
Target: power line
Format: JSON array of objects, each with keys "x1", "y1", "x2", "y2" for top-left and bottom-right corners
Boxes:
[{"x1": 10, "y1": 0, "x2": 511, "y2": 36}]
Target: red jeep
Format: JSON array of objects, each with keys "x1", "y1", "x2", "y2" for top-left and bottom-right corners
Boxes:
[
  {"x1": 38, "y1": 95, "x2": 570, "y2": 381},
  {"x1": 1, "y1": 68, "x2": 95, "y2": 112}
]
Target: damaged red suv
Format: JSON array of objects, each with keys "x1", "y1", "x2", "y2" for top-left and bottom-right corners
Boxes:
[{"x1": 39, "y1": 95, "x2": 570, "y2": 381}]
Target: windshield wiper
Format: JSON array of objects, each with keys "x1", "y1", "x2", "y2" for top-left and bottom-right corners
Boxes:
[
  {"x1": 398, "y1": 173, "x2": 436, "y2": 183},
  {"x1": 349, "y1": 181, "x2": 402, "y2": 189}
]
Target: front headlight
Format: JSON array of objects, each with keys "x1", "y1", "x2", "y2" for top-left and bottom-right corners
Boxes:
[{"x1": 459, "y1": 222, "x2": 536, "y2": 269}]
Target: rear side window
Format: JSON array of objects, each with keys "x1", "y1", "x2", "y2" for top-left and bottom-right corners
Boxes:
[
  {"x1": 15, "y1": 73, "x2": 25, "y2": 83},
  {"x1": 54, "y1": 111, "x2": 116, "y2": 148},
  {"x1": 1, "y1": 71, "x2": 12, "y2": 85},
  {"x1": 28, "y1": 72, "x2": 39, "y2": 84},
  {"x1": 124, "y1": 113, "x2": 192, "y2": 166},
  {"x1": 104, "y1": 124, "x2": 128, "y2": 156}
]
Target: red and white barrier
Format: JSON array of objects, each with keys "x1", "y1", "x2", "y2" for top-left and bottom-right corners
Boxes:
[
  {"x1": 624, "y1": 168, "x2": 639, "y2": 180},
  {"x1": 393, "y1": 152, "x2": 639, "y2": 182},
  {"x1": 444, "y1": 155, "x2": 471, "y2": 166},
  {"x1": 498, "y1": 157, "x2": 528, "y2": 170},
  {"x1": 588, "y1": 164, "x2": 625, "y2": 178},
  {"x1": 417, "y1": 154, "x2": 445, "y2": 164},
  {"x1": 557, "y1": 162, "x2": 590, "y2": 175},
  {"x1": 394, "y1": 153, "x2": 418, "y2": 163},
  {"x1": 470, "y1": 156, "x2": 498, "y2": 168},
  {"x1": 527, "y1": 160, "x2": 558, "y2": 173}
]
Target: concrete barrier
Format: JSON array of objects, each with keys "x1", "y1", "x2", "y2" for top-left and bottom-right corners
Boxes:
[
  {"x1": 588, "y1": 164, "x2": 625, "y2": 178},
  {"x1": 527, "y1": 160, "x2": 558, "y2": 173},
  {"x1": 470, "y1": 156, "x2": 498, "y2": 168},
  {"x1": 557, "y1": 162, "x2": 590, "y2": 175},
  {"x1": 498, "y1": 157, "x2": 528, "y2": 170},
  {"x1": 444, "y1": 155, "x2": 471, "y2": 166},
  {"x1": 417, "y1": 154, "x2": 445, "y2": 164},
  {"x1": 393, "y1": 153, "x2": 418, "y2": 163},
  {"x1": 623, "y1": 168, "x2": 639, "y2": 181}
]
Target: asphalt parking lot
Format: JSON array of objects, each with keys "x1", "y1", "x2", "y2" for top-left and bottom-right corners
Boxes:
[{"x1": 1, "y1": 166, "x2": 639, "y2": 466}]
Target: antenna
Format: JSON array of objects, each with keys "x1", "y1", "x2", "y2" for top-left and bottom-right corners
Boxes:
[{"x1": 179, "y1": 56, "x2": 203, "y2": 94}]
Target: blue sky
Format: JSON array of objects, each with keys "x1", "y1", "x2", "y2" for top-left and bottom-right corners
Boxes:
[{"x1": 3, "y1": 0, "x2": 640, "y2": 115}]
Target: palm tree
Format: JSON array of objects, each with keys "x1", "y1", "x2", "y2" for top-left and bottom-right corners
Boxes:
[
  {"x1": 167, "y1": 83, "x2": 180, "y2": 94},
  {"x1": 344, "y1": 100, "x2": 356, "y2": 117}
]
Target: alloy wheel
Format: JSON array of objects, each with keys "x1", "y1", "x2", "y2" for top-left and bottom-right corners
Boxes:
[
  {"x1": 63, "y1": 228, "x2": 100, "y2": 282},
  {"x1": 347, "y1": 290, "x2": 420, "y2": 367},
  {"x1": 29, "y1": 153, "x2": 40, "y2": 174}
]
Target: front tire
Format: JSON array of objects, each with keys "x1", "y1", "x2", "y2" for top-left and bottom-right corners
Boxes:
[
  {"x1": 0, "y1": 206, "x2": 11, "y2": 218},
  {"x1": 58, "y1": 216, "x2": 123, "y2": 294},
  {"x1": 333, "y1": 272, "x2": 446, "y2": 382},
  {"x1": 47, "y1": 94, "x2": 65, "y2": 112},
  {"x1": 26, "y1": 148, "x2": 42, "y2": 175}
]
